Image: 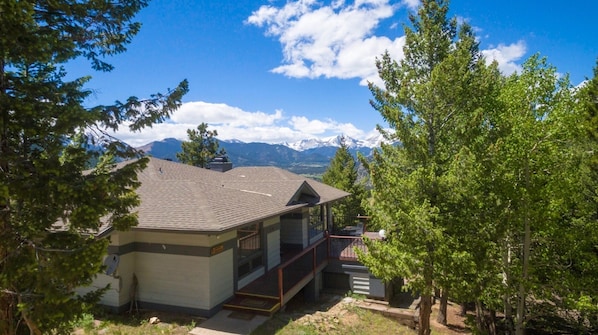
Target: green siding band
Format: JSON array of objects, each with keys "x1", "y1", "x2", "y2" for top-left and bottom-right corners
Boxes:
[{"x1": 107, "y1": 238, "x2": 236, "y2": 257}]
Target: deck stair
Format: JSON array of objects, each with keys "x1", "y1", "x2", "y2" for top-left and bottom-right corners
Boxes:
[{"x1": 223, "y1": 292, "x2": 281, "y2": 316}]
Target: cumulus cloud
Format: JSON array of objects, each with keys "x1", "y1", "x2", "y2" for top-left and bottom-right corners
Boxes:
[
  {"x1": 113, "y1": 2, "x2": 530, "y2": 147},
  {"x1": 482, "y1": 40, "x2": 527, "y2": 75},
  {"x1": 289, "y1": 116, "x2": 366, "y2": 138},
  {"x1": 247, "y1": 0, "x2": 527, "y2": 85},
  {"x1": 401, "y1": 0, "x2": 420, "y2": 10},
  {"x1": 246, "y1": 0, "x2": 406, "y2": 86},
  {"x1": 110, "y1": 101, "x2": 368, "y2": 147}
]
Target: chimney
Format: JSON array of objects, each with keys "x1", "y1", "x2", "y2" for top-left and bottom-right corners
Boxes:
[{"x1": 208, "y1": 156, "x2": 232, "y2": 172}]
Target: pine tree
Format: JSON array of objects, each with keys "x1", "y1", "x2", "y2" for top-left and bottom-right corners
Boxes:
[
  {"x1": 177, "y1": 122, "x2": 225, "y2": 168},
  {"x1": 322, "y1": 136, "x2": 366, "y2": 226},
  {"x1": 358, "y1": 1, "x2": 501, "y2": 333},
  {"x1": 0, "y1": 2, "x2": 188, "y2": 334}
]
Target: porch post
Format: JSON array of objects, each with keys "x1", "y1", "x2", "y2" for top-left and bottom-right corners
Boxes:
[{"x1": 326, "y1": 203, "x2": 333, "y2": 232}]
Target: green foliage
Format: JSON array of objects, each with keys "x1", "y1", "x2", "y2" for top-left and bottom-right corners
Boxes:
[
  {"x1": 322, "y1": 137, "x2": 366, "y2": 223},
  {"x1": 490, "y1": 55, "x2": 587, "y2": 333},
  {"x1": 360, "y1": 1, "x2": 502, "y2": 333},
  {"x1": 361, "y1": 1, "x2": 598, "y2": 332},
  {"x1": 0, "y1": 1, "x2": 188, "y2": 334},
  {"x1": 176, "y1": 122, "x2": 225, "y2": 168}
]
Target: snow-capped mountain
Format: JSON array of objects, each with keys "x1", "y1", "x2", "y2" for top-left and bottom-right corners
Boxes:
[
  {"x1": 285, "y1": 134, "x2": 386, "y2": 151},
  {"x1": 136, "y1": 135, "x2": 386, "y2": 176}
]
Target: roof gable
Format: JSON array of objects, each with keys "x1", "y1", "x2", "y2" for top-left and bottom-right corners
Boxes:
[{"x1": 287, "y1": 181, "x2": 320, "y2": 206}]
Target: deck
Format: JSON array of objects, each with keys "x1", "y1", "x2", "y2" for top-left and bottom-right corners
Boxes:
[
  {"x1": 224, "y1": 232, "x2": 381, "y2": 315},
  {"x1": 224, "y1": 238, "x2": 329, "y2": 315}
]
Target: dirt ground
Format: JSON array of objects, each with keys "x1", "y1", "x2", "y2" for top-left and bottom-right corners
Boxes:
[
  {"x1": 430, "y1": 301, "x2": 471, "y2": 334},
  {"x1": 259, "y1": 291, "x2": 472, "y2": 334},
  {"x1": 74, "y1": 292, "x2": 472, "y2": 335}
]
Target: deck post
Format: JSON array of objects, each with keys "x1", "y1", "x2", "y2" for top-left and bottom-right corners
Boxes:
[
  {"x1": 278, "y1": 268, "x2": 283, "y2": 306},
  {"x1": 312, "y1": 246, "x2": 317, "y2": 276}
]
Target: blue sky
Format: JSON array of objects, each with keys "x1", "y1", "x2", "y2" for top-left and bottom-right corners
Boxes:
[{"x1": 68, "y1": 0, "x2": 598, "y2": 147}]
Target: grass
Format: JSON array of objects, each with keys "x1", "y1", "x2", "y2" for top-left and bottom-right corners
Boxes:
[
  {"x1": 251, "y1": 292, "x2": 470, "y2": 335},
  {"x1": 71, "y1": 310, "x2": 203, "y2": 335},
  {"x1": 72, "y1": 292, "x2": 470, "y2": 335},
  {"x1": 252, "y1": 303, "x2": 417, "y2": 335}
]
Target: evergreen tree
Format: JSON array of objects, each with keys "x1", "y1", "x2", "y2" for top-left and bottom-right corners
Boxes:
[
  {"x1": 177, "y1": 122, "x2": 225, "y2": 168},
  {"x1": 0, "y1": 2, "x2": 188, "y2": 334},
  {"x1": 322, "y1": 136, "x2": 366, "y2": 226},
  {"x1": 358, "y1": 1, "x2": 501, "y2": 333}
]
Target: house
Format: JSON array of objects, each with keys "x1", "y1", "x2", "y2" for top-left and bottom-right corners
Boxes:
[{"x1": 78, "y1": 157, "x2": 351, "y2": 317}]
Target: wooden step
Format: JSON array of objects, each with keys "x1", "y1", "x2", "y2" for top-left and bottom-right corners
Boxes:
[{"x1": 223, "y1": 293, "x2": 281, "y2": 316}]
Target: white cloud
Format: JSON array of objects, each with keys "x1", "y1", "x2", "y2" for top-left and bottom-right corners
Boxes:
[
  {"x1": 172, "y1": 101, "x2": 283, "y2": 127},
  {"x1": 482, "y1": 40, "x2": 527, "y2": 75},
  {"x1": 249, "y1": 0, "x2": 528, "y2": 84},
  {"x1": 289, "y1": 116, "x2": 365, "y2": 138},
  {"x1": 247, "y1": 0, "x2": 404, "y2": 85},
  {"x1": 114, "y1": 3, "x2": 530, "y2": 148},
  {"x1": 401, "y1": 0, "x2": 420, "y2": 10},
  {"x1": 110, "y1": 101, "x2": 368, "y2": 147}
]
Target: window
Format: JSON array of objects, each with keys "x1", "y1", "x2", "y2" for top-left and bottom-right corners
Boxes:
[
  {"x1": 308, "y1": 207, "x2": 325, "y2": 240},
  {"x1": 237, "y1": 223, "x2": 263, "y2": 278}
]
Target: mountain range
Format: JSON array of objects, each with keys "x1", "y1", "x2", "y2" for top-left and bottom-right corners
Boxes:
[{"x1": 136, "y1": 135, "x2": 383, "y2": 176}]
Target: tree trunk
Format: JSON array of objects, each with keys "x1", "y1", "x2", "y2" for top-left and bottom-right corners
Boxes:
[
  {"x1": 503, "y1": 237, "x2": 513, "y2": 322},
  {"x1": 516, "y1": 160, "x2": 532, "y2": 335},
  {"x1": 0, "y1": 58, "x2": 15, "y2": 335},
  {"x1": 460, "y1": 302, "x2": 467, "y2": 316},
  {"x1": 487, "y1": 309, "x2": 497, "y2": 335},
  {"x1": 0, "y1": 293, "x2": 15, "y2": 335},
  {"x1": 475, "y1": 300, "x2": 485, "y2": 332},
  {"x1": 18, "y1": 293, "x2": 42, "y2": 335},
  {"x1": 419, "y1": 294, "x2": 432, "y2": 335},
  {"x1": 436, "y1": 289, "x2": 448, "y2": 325}
]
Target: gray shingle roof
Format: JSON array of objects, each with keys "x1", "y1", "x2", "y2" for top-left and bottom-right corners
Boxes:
[{"x1": 128, "y1": 158, "x2": 350, "y2": 233}]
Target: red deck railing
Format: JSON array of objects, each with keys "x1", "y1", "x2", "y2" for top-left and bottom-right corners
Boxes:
[
  {"x1": 327, "y1": 235, "x2": 367, "y2": 261},
  {"x1": 277, "y1": 238, "x2": 328, "y2": 306},
  {"x1": 242, "y1": 232, "x2": 378, "y2": 309}
]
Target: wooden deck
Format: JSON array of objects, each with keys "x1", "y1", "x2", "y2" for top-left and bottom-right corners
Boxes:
[
  {"x1": 224, "y1": 238, "x2": 329, "y2": 315},
  {"x1": 328, "y1": 232, "x2": 382, "y2": 261},
  {"x1": 224, "y1": 232, "x2": 383, "y2": 315}
]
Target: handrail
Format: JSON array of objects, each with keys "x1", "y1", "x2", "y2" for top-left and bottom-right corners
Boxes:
[
  {"x1": 277, "y1": 237, "x2": 328, "y2": 306},
  {"x1": 327, "y1": 234, "x2": 367, "y2": 260},
  {"x1": 279, "y1": 237, "x2": 327, "y2": 269}
]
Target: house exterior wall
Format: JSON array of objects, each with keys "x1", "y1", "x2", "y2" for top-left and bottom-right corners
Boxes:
[
  {"x1": 135, "y1": 252, "x2": 210, "y2": 310},
  {"x1": 264, "y1": 217, "x2": 281, "y2": 270},
  {"x1": 208, "y1": 249, "x2": 234, "y2": 307},
  {"x1": 83, "y1": 229, "x2": 237, "y2": 317},
  {"x1": 280, "y1": 208, "x2": 309, "y2": 248},
  {"x1": 76, "y1": 272, "x2": 121, "y2": 307}
]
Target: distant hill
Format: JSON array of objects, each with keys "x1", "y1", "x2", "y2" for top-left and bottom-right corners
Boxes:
[{"x1": 135, "y1": 135, "x2": 379, "y2": 176}]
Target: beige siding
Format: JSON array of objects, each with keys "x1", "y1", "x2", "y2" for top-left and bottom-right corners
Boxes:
[
  {"x1": 76, "y1": 274, "x2": 120, "y2": 307},
  {"x1": 208, "y1": 249, "x2": 234, "y2": 306},
  {"x1": 109, "y1": 230, "x2": 135, "y2": 246},
  {"x1": 116, "y1": 253, "x2": 136, "y2": 306},
  {"x1": 135, "y1": 252, "x2": 210, "y2": 310},
  {"x1": 267, "y1": 230, "x2": 281, "y2": 270},
  {"x1": 263, "y1": 217, "x2": 279, "y2": 228}
]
